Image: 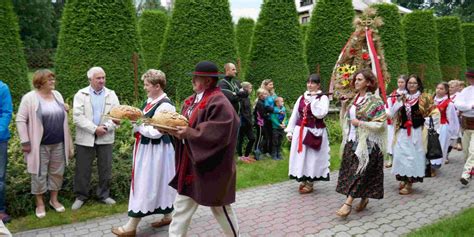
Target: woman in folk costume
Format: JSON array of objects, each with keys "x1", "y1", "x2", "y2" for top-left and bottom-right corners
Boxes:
[
  {"x1": 285, "y1": 74, "x2": 330, "y2": 194},
  {"x1": 429, "y1": 82, "x2": 460, "y2": 176},
  {"x1": 112, "y1": 70, "x2": 176, "y2": 236},
  {"x1": 385, "y1": 75, "x2": 407, "y2": 168},
  {"x1": 335, "y1": 69, "x2": 386, "y2": 218},
  {"x1": 390, "y1": 75, "x2": 434, "y2": 195}
]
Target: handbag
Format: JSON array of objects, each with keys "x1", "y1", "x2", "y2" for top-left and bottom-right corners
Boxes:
[
  {"x1": 426, "y1": 116, "x2": 443, "y2": 160},
  {"x1": 302, "y1": 131, "x2": 323, "y2": 151}
]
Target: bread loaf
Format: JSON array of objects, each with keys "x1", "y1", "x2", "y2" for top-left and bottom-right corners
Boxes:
[
  {"x1": 152, "y1": 111, "x2": 189, "y2": 127},
  {"x1": 109, "y1": 105, "x2": 143, "y2": 121}
]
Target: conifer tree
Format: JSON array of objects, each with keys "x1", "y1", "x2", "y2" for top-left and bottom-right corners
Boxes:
[
  {"x1": 0, "y1": 0, "x2": 29, "y2": 106},
  {"x1": 436, "y1": 16, "x2": 466, "y2": 80},
  {"x1": 159, "y1": 0, "x2": 237, "y2": 102},
  {"x1": 55, "y1": 0, "x2": 144, "y2": 102},
  {"x1": 235, "y1": 18, "x2": 255, "y2": 81},
  {"x1": 247, "y1": 0, "x2": 308, "y2": 102},
  {"x1": 402, "y1": 10, "x2": 442, "y2": 89},
  {"x1": 306, "y1": 0, "x2": 354, "y2": 91},
  {"x1": 139, "y1": 10, "x2": 168, "y2": 69},
  {"x1": 373, "y1": 3, "x2": 408, "y2": 90}
]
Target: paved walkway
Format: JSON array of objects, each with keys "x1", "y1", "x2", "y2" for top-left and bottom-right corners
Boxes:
[{"x1": 16, "y1": 150, "x2": 473, "y2": 237}]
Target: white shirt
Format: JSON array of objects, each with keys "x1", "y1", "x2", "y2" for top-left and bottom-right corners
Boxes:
[
  {"x1": 454, "y1": 85, "x2": 474, "y2": 117},
  {"x1": 187, "y1": 92, "x2": 204, "y2": 117},
  {"x1": 348, "y1": 95, "x2": 366, "y2": 142}
]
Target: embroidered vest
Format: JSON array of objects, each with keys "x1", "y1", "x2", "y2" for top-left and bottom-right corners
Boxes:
[
  {"x1": 400, "y1": 102, "x2": 424, "y2": 129},
  {"x1": 140, "y1": 98, "x2": 173, "y2": 144},
  {"x1": 295, "y1": 96, "x2": 326, "y2": 129}
]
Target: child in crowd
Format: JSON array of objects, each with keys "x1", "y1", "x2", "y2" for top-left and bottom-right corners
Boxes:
[
  {"x1": 237, "y1": 82, "x2": 256, "y2": 163},
  {"x1": 271, "y1": 97, "x2": 287, "y2": 160},
  {"x1": 254, "y1": 88, "x2": 271, "y2": 160}
]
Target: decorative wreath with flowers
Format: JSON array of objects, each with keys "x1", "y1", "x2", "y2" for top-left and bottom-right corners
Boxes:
[{"x1": 329, "y1": 7, "x2": 390, "y2": 102}]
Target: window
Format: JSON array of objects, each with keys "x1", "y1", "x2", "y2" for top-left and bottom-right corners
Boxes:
[
  {"x1": 301, "y1": 16, "x2": 310, "y2": 24},
  {"x1": 300, "y1": 0, "x2": 313, "y2": 7}
]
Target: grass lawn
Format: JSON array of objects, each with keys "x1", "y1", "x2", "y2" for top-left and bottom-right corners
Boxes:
[
  {"x1": 407, "y1": 207, "x2": 474, "y2": 237},
  {"x1": 8, "y1": 143, "x2": 343, "y2": 233}
]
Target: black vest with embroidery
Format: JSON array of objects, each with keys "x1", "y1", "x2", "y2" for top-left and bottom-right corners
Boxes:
[{"x1": 140, "y1": 98, "x2": 173, "y2": 145}]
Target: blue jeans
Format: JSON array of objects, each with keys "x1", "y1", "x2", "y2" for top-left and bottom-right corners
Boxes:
[{"x1": 0, "y1": 141, "x2": 7, "y2": 213}]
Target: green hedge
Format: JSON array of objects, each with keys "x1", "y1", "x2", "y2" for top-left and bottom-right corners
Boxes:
[
  {"x1": 55, "y1": 0, "x2": 144, "y2": 103},
  {"x1": 462, "y1": 23, "x2": 474, "y2": 69},
  {"x1": 6, "y1": 114, "x2": 134, "y2": 217},
  {"x1": 305, "y1": 0, "x2": 354, "y2": 91},
  {"x1": 159, "y1": 0, "x2": 237, "y2": 103},
  {"x1": 246, "y1": 0, "x2": 308, "y2": 104},
  {"x1": 0, "y1": 1, "x2": 30, "y2": 107},
  {"x1": 373, "y1": 3, "x2": 408, "y2": 91},
  {"x1": 402, "y1": 10, "x2": 442, "y2": 89},
  {"x1": 235, "y1": 17, "x2": 255, "y2": 81},
  {"x1": 436, "y1": 16, "x2": 466, "y2": 81},
  {"x1": 139, "y1": 10, "x2": 168, "y2": 69}
]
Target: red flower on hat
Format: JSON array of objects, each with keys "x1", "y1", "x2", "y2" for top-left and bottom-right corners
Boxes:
[
  {"x1": 362, "y1": 52, "x2": 370, "y2": 61},
  {"x1": 343, "y1": 73, "x2": 350, "y2": 79}
]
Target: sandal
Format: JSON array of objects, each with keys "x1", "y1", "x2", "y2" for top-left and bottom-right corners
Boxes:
[
  {"x1": 111, "y1": 226, "x2": 136, "y2": 236},
  {"x1": 355, "y1": 198, "x2": 369, "y2": 212},
  {"x1": 336, "y1": 203, "x2": 352, "y2": 218},
  {"x1": 399, "y1": 181, "x2": 406, "y2": 190},
  {"x1": 399, "y1": 183, "x2": 413, "y2": 195},
  {"x1": 299, "y1": 185, "x2": 313, "y2": 194},
  {"x1": 151, "y1": 218, "x2": 172, "y2": 228},
  {"x1": 298, "y1": 182, "x2": 306, "y2": 191}
]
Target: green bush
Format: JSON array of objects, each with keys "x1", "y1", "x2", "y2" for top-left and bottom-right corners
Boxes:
[
  {"x1": 246, "y1": 0, "x2": 308, "y2": 104},
  {"x1": 139, "y1": 10, "x2": 168, "y2": 69},
  {"x1": 235, "y1": 17, "x2": 255, "y2": 81},
  {"x1": 0, "y1": 1, "x2": 30, "y2": 107},
  {"x1": 6, "y1": 113, "x2": 134, "y2": 217},
  {"x1": 462, "y1": 23, "x2": 474, "y2": 69},
  {"x1": 436, "y1": 16, "x2": 466, "y2": 81},
  {"x1": 159, "y1": 0, "x2": 237, "y2": 103},
  {"x1": 402, "y1": 10, "x2": 442, "y2": 89},
  {"x1": 373, "y1": 3, "x2": 408, "y2": 91},
  {"x1": 55, "y1": 0, "x2": 144, "y2": 103},
  {"x1": 305, "y1": 0, "x2": 354, "y2": 91}
]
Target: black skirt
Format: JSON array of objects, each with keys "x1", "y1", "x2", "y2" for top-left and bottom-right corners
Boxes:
[{"x1": 336, "y1": 141, "x2": 384, "y2": 199}]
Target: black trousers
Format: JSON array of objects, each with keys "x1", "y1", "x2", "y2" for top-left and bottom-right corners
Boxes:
[
  {"x1": 262, "y1": 119, "x2": 273, "y2": 154},
  {"x1": 272, "y1": 128, "x2": 284, "y2": 154},
  {"x1": 237, "y1": 123, "x2": 256, "y2": 157},
  {"x1": 254, "y1": 125, "x2": 264, "y2": 152},
  {"x1": 74, "y1": 144, "x2": 113, "y2": 201}
]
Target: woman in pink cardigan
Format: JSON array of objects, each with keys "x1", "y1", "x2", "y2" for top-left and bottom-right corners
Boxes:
[{"x1": 16, "y1": 69, "x2": 73, "y2": 218}]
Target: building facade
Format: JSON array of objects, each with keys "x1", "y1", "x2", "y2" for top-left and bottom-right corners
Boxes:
[{"x1": 294, "y1": 0, "x2": 412, "y2": 24}]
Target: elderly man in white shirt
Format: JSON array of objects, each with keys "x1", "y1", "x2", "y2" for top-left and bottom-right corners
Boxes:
[
  {"x1": 454, "y1": 68, "x2": 474, "y2": 185},
  {"x1": 72, "y1": 67, "x2": 120, "y2": 209}
]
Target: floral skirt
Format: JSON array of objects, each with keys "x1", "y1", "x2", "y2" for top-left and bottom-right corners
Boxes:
[{"x1": 336, "y1": 141, "x2": 384, "y2": 199}]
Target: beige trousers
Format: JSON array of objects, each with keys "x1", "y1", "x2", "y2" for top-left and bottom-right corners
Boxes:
[
  {"x1": 461, "y1": 129, "x2": 474, "y2": 179},
  {"x1": 31, "y1": 143, "x2": 65, "y2": 194},
  {"x1": 168, "y1": 194, "x2": 239, "y2": 237}
]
